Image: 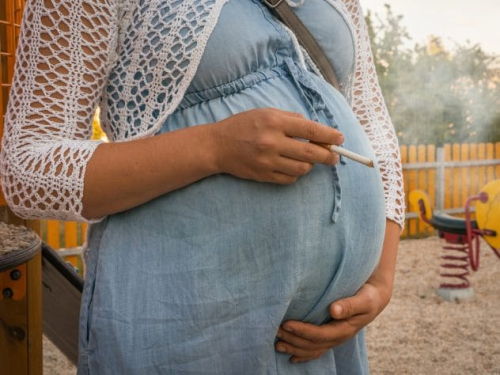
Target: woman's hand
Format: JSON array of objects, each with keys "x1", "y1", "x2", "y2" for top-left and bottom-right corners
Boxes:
[
  {"x1": 275, "y1": 277, "x2": 392, "y2": 363},
  {"x1": 275, "y1": 220, "x2": 400, "y2": 363},
  {"x1": 210, "y1": 108, "x2": 344, "y2": 184}
]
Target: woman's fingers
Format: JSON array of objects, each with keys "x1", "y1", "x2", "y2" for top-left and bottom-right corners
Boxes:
[
  {"x1": 275, "y1": 320, "x2": 360, "y2": 363},
  {"x1": 269, "y1": 108, "x2": 306, "y2": 119},
  {"x1": 273, "y1": 157, "x2": 313, "y2": 177},
  {"x1": 282, "y1": 116, "x2": 344, "y2": 146},
  {"x1": 276, "y1": 328, "x2": 330, "y2": 350},
  {"x1": 269, "y1": 172, "x2": 298, "y2": 185},
  {"x1": 281, "y1": 320, "x2": 356, "y2": 344},
  {"x1": 279, "y1": 138, "x2": 339, "y2": 166},
  {"x1": 275, "y1": 340, "x2": 327, "y2": 362}
]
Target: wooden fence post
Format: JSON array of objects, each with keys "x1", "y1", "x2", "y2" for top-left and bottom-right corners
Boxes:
[{"x1": 436, "y1": 147, "x2": 445, "y2": 213}]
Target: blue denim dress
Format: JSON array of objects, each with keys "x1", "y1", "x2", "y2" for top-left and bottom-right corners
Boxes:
[{"x1": 78, "y1": 0, "x2": 386, "y2": 374}]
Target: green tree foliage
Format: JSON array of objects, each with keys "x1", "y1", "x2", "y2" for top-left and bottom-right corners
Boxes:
[{"x1": 366, "y1": 5, "x2": 500, "y2": 145}]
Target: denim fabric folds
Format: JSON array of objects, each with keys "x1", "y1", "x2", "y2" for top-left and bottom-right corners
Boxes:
[{"x1": 78, "y1": 0, "x2": 385, "y2": 374}]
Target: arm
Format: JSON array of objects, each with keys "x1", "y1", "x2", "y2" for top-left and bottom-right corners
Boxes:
[
  {"x1": 0, "y1": 0, "x2": 344, "y2": 222},
  {"x1": 0, "y1": 0, "x2": 119, "y2": 222},
  {"x1": 81, "y1": 109, "x2": 344, "y2": 219}
]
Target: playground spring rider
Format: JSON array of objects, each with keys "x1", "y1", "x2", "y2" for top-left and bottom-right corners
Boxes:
[{"x1": 410, "y1": 179, "x2": 500, "y2": 300}]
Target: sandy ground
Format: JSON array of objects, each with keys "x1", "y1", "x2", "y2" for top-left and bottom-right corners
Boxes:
[
  {"x1": 367, "y1": 236, "x2": 500, "y2": 375},
  {"x1": 43, "y1": 236, "x2": 500, "y2": 374}
]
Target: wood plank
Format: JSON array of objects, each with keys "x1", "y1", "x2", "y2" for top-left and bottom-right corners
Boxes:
[
  {"x1": 82, "y1": 223, "x2": 88, "y2": 244},
  {"x1": 5, "y1": 0, "x2": 16, "y2": 80},
  {"x1": 417, "y1": 145, "x2": 427, "y2": 235},
  {"x1": 408, "y1": 145, "x2": 417, "y2": 236},
  {"x1": 444, "y1": 144, "x2": 452, "y2": 210},
  {"x1": 0, "y1": 0, "x2": 17, "y2": 206},
  {"x1": 0, "y1": 266, "x2": 28, "y2": 374},
  {"x1": 452, "y1": 144, "x2": 461, "y2": 213},
  {"x1": 46, "y1": 221, "x2": 60, "y2": 249},
  {"x1": 1, "y1": 2, "x2": 42, "y2": 373},
  {"x1": 426, "y1": 144, "x2": 436, "y2": 236},
  {"x1": 496, "y1": 143, "x2": 500, "y2": 179},
  {"x1": 400, "y1": 146, "x2": 408, "y2": 237},
  {"x1": 460, "y1": 144, "x2": 470, "y2": 214},
  {"x1": 486, "y1": 143, "x2": 494, "y2": 182},
  {"x1": 26, "y1": 252, "x2": 42, "y2": 375},
  {"x1": 0, "y1": 221, "x2": 41, "y2": 375},
  {"x1": 64, "y1": 222, "x2": 79, "y2": 268},
  {"x1": 64, "y1": 222, "x2": 78, "y2": 248},
  {"x1": 468, "y1": 143, "x2": 478, "y2": 221},
  {"x1": 469, "y1": 143, "x2": 478, "y2": 200},
  {"x1": 477, "y1": 143, "x2": 486, "y2": 192}
]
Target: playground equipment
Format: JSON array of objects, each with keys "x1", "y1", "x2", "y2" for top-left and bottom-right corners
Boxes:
[
  {"x1": 409, "y1": 179, "x2": 500, "y2": 301},
  {"x1": 0, "y1": 223, "x2": 43, "y2": 374},
  {"x1": 1, "y1": 221, "x2": 82, "y2": 369}
]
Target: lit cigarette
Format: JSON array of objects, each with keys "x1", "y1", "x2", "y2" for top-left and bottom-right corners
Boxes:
[
  {"x1": 330, "y1": 145, "x2": 374, "y2": 168},
  {"x1": 312, "y1": 142, "x2": 374, "y2": 168}
]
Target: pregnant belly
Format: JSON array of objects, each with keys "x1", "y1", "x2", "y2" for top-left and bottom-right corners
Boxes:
[
  {"x1": 84, "y1": 73, "x2": 386, "y2": 369},
  {"x1": 97, "y1": 152, "x2": 384, "y2": 324},
  {"x1": 92, "y1": 72, "x2": 386, "y2": 326},
  {"x1": 83, "y1": 150, "x2": 385, "y2": 372}
]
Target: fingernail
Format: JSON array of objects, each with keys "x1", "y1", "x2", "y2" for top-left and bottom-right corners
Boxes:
[
  {"x1": 283, "y1": 326, "x2": 294, "y2": 333},
  {"x1": 276, "y1": 331, "x2": 283, "y2": 339},
  {"x1": 334, "y1": 304, "x2": 343, "y2": 316},
  {"x1": 291, "y1": 358, "x2": 299, "y2": 364},
  {"x1": 276, "y1": 346, "x2": 287, "y2": 353}
]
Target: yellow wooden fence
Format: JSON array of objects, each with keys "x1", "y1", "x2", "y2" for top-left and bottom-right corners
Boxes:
[
  {"x1": 40, "y1": 220, "x2": 87, "y2": 272},
  {"x1": 401, "y1": 142, "x2": 500, "y2": 238}
]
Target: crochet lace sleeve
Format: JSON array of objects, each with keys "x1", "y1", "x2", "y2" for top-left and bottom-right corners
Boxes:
[
  {"x1": 0, "y1": 0, "x2": 118, "y2": 222},
  {"x1": 343, "y1": 0, "x2": 405, "y2": 228}
]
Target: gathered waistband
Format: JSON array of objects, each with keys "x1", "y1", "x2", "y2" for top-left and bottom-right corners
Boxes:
[{"x1": 178, "y1": 64, "x2": 293, "y2": 110}]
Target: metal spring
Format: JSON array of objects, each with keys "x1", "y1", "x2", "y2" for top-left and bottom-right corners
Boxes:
[{"x1": 439, "y1": 243, "x2": 471, "y2": 289}]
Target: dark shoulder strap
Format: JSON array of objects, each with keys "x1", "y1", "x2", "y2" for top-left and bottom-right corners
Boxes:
[{"x1": 262, "y1": 0, "x2": 341, "y2": 91}]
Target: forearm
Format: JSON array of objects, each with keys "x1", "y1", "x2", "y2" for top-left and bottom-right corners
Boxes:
[
  {"x1": 367, "y1": 219, "x2": 400, "y2": 296},
  {"x1": 81, "y1": 123, "x2": 218, "y2": 220}
]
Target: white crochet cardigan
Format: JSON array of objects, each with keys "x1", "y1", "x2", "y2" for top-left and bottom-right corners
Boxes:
[{"x1": 0, "y1": 0, "x2": 405, "y2": 228}]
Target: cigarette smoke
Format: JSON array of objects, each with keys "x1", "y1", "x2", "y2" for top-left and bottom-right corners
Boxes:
[{"x1": 367, "y1": 6, "x2": 500, "y2": 146}]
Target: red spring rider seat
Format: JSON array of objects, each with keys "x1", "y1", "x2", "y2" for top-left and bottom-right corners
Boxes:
[{"x1": 409, "y1": 180, "x2": 499, "y2": 300}]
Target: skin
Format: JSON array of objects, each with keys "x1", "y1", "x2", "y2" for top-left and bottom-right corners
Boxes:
[
  {"x1": 81, "y1": 108, "x2": 342, "y2": 219},
  {"x1": 81, "y1": 107, "x2": 400, "y2": 363}
]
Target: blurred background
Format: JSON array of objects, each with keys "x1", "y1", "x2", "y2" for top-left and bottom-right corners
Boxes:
[
  {"x1": 361, "y1": 2, "x2": 500, "y2": 374},
  {"x1": 363, "y1": 0, "x2": 499, "y2": 146}
]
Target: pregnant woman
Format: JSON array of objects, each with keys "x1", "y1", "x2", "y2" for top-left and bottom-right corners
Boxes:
[{"x1": 1, "y1": 0, "x2": 405, "y2": 373}]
